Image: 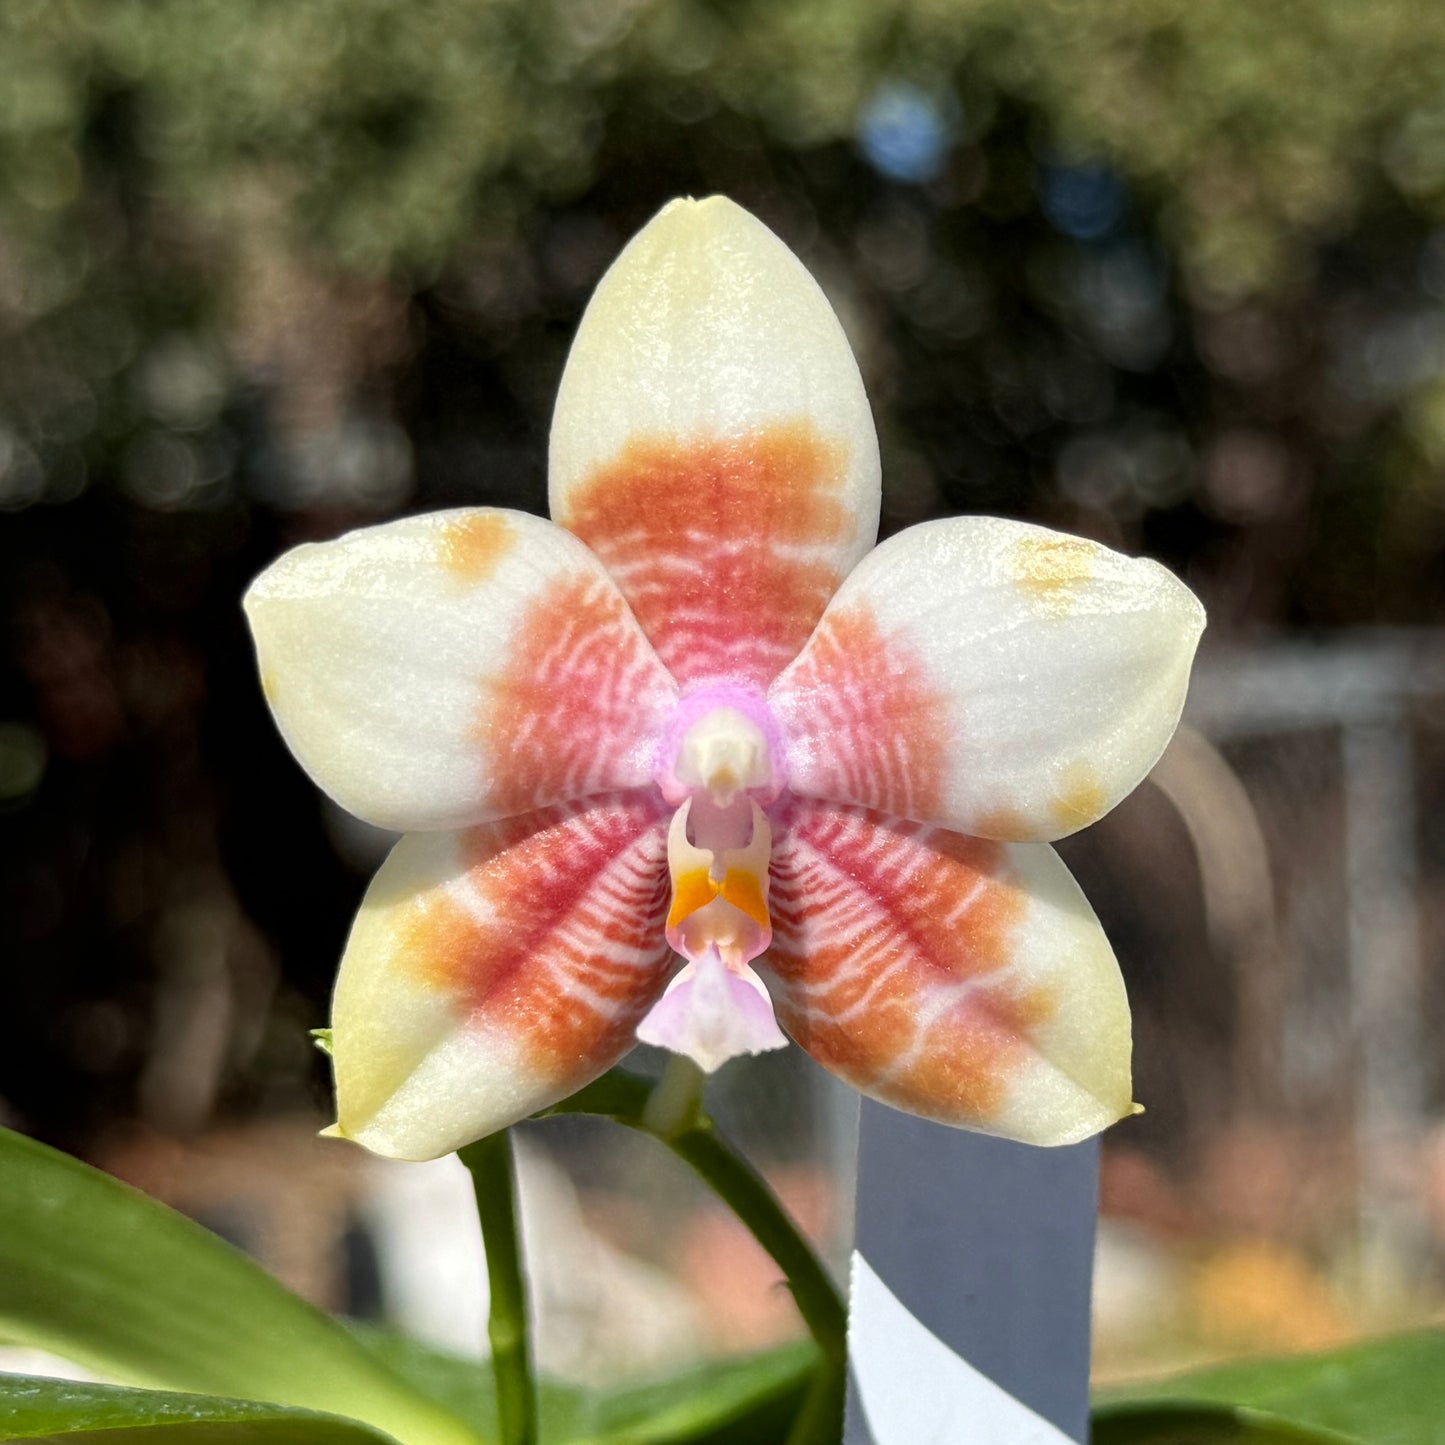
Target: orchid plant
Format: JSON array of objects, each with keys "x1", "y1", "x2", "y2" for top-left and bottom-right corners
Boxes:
[
  {"x1": 6, "y1": 198, "x2": 1440, "y2": 1445},
  {"x1": 240, "y1": 196, "x2": 1203, "y2": 1442}
]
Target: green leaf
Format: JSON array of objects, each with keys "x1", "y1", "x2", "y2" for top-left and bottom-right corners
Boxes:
[
  {"x1": 353, "y1": 1326, "x2": 817, "y2": 1444},
  {"x1": 0, "y1": 1116, "x2": 810, "y2": 1445},
  {"x1": 1096, "y1": 1330, "x2": 1445, "y2": 1445},
  {"x1": 0, "y1": 1374, "x2": 396, "y2": 1443},
  {"x1": 1092, "y1": 1400, "x2": 1363, "y2": 1444},
  {"x1": 586, "y1": 1341, "x2": 816, "y2": 1444},
  {"x1": 0, "y1": 1127, "x2": 480, "y2": 1445}
]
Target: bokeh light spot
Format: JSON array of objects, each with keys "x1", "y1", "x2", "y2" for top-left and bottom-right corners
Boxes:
[{"x1": 858, "y1": 83, "x2": 953, "y2": 185}]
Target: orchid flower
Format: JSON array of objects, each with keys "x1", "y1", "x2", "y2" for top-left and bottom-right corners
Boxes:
[{"x1": 244, "y1": 197, "x2": 1204, "y2": 1163}]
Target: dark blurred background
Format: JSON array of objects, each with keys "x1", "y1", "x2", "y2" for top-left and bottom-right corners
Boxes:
[{"x1": 4, "y1": 0, "x2": 1445, "y2": 1375}]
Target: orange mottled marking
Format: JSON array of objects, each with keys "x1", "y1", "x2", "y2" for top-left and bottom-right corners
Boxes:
[
  {"x1": 1011, "y1": 534, "x2": 1099, "y2": 618},
  {"x1": 763, "y1": 800, "x2": 1047, "y2": 1125},
  {"x1": 405, "y1": 796, "x2": 671, "y2": 1080},
  {"x1": 441, "y1": 512, "x2": 515, "y2": 582},
  {"x1": 479, "y1": 573, "x2": 676, "y2": 817},
  {"x1": 560, "y1": 423, "x2": 853, "y2": 687},
  {"x1": 901, "y1": 978, "x2": 1056, "y2": 1111},
  {"x1": 1053, "y1": 759, "x2": 1107, "y2": 830},
  {"x1": 771, "y1": 603, "x2": 951, "y2": 823}
]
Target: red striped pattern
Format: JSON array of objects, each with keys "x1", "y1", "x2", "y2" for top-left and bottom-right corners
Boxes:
[
  {"x1": 560, "y1": 423, "x2": 857, "y2": 689},
  {"x1": 762, "y1": 799, "x2": 1052, "y2": 1127},
  {"x1": 405, "y1": 795, "x2": 672, "y2": 1083},
  {"x1": 770, "y1": 602, "x2": 950, "y2": 822},
  {"x1": 482, "y1": 573, "x2": 676, "y2": 817}
]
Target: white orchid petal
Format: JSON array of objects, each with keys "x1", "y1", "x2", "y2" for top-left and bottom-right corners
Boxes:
[
  {"x1": 549, "y1": 196, "x2": 880, "y2": 687},
  {"x1": 331, "y1": 797, "x2": 672, "y2": 1161},
  {"x1": 761, "y1": 800, "x2": 1132, "y2": 1145},
  {"x1": 771, "y1": 516, "x2": 1205, "y2": 841},
  {"x1": 245, "y1": 508, "x2": 677, "y2": 832}
]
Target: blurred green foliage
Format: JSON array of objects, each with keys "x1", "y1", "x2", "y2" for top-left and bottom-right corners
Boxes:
[
  {"x1": 8, "y1": 0, "x2": 1445, "y2": 286},
  {"x1": 5, "y1": 0, "x2": 1445, "y2": 615}
]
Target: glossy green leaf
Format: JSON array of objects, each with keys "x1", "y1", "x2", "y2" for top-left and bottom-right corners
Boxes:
[
  {"x1": 0, "y1": 1127, "x2": 479, "y2": 1445},
  {"x1": 1092, "y1": 1400, "x2": 1361, "y2": 1444},
  {"x1": 0, "y1": 1374, "x2": 396, "y2": 1443},
  {"x1": 353, "y1": 1326, "x2": 817, "y2": 1444},
  {"x1": 586, "y1": 1340, "x2": 815, "y2": 1444},
  {"x1": 1096, "y1": 1329, "x2": 1445, "y2": 1445}
]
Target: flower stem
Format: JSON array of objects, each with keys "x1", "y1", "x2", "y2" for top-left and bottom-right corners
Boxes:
[
  {"x1": 666, "y1": 1122, "x2": 846, "y2": 1364},
  {"x1": 457, "y1": 1130, "x2": 536, "y2": 1445},
  {"x1": 544, "y1": 1069, "x2": 847, "y2": 1442},
  {"x1": 641, "y1": 1053, "x2": 706, "y2": 1137}
]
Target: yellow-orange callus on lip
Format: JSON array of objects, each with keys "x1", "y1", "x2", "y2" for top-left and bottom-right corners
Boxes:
[
  {"x1": 667, "y1": 869, "x2": 718, "y2": 932},
  {"x1": 663, "y1": 798, "x2": 773, "y2": 967},
  {"x1": 719, "y1": 868, "x2": 770, "y2": 930},
  {"x1": 665, "y1": 864, "x2": 770, "y2": 935},
  {"x1": 641, "y1": 796, "x2": 787, "y2": 1073}
]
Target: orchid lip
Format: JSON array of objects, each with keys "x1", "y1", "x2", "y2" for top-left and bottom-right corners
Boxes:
[
  {"x1": 635, "y1": 944, "x2": 788, "y2": 1073},
  {"x1": 646, "y1": 764, "x2": 784, "y2": 1072},
  {"x1": 664, "y1": 795, "x2": 773, "y2": 966}
]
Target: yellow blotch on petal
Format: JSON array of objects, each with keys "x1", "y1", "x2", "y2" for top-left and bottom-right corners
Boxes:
[
  {"x1": 1011, "y1": 534, "x2": 1099, "y2": 618},
  {"x1": 1053, "y1": 760, "x2": 1108, "y2": 829},
  {"x1": 971, "y1": 804, "x2": 1032, "y2": 841},
  {"x1": 440, "y1": 512, "x2": 515, "y2": 583},
  {"x1": 1006, "y1": 980, "x2": 1059, "y2": 1033}
]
